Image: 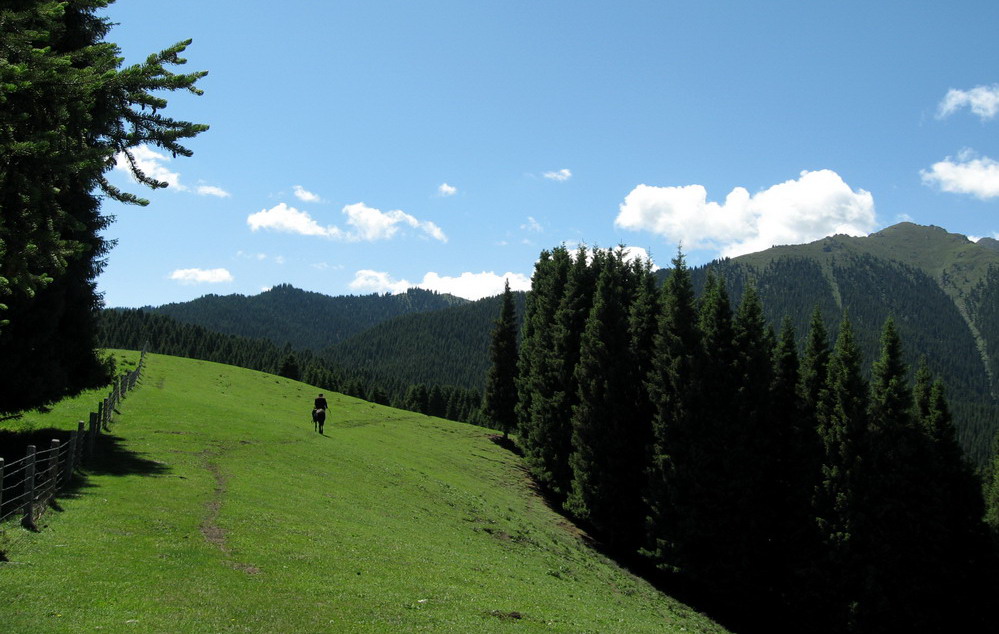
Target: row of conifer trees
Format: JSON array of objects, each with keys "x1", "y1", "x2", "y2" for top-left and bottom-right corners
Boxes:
[{"x1": 508, "y1": 245, "x2": 995, "y2": 633}]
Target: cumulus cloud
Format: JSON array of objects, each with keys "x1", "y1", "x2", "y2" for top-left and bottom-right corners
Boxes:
[
  {"x1": 169, "y1": 268, "x2": 234, "y2": 284},
  {"x1": 615, "y1": 169, "x2": 876, "y2": 258},
  {"x1": 293, "y1": 185, "x2": 322, "y2": 202},
  {"x1": 114, "y1": 144, "x2": 227, "y2": 196},
  {"x1": 921, "y1": 149, "x2": 999, "y2": 199},
  {"x1": 247, "y1": 202, "x2": 446, "y2": 242},
  {"x1": 349, "y1": 270, "x2": 531, "y2": 300},
  {"x1": 342, "y1": 202, "x2": 447, "y2": 242},
  {"x1": 438, "y1": 182, "x2": 457, "y2": 196},
  {"x1": 543, "y1": 168, "x2": 572, "y2": 182},
  {"x1": 349, "y1": 270, "x2": 412, "y2": 295},
  {"x1": 247, "y1": 203, "x2": 343, "y2": 237},
  {"x1": 196, "y1": 184, "x2": 231, "y2": 198},
  {"x1": 937, "y1": 84, "x2": 999, "y2": 121}
]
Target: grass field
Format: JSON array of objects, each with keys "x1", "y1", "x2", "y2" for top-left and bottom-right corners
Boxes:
[{"x1": 0, "y1": 352, "x2": 725, "y2": 632}]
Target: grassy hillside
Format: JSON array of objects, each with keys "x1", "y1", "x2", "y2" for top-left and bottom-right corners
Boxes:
[{"x1": 0, "y1": 353, "x2": 723, "y2": 632}]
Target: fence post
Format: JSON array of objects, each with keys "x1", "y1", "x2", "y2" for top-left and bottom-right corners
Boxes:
[
  {"x1": 76, "y1": 421, "x2": 85, "y2": 465},
  {"x1": 66, "y1": 429, "x2": 78, "y2": 484},
  {"x1": 22, "y1": 445, "x2": 36, "y2": 529},
  {"x1": 120, "y1": 374, "x2": 127, "y2": 401},
  {"x1": 0, "y1": 457, "x2": 5, "y2": 514},
  {"x1": 87, "y1": 412, "x2": 99, "y2": 461},
  {"x1": 97, "y1": 401, "x2": 104, "y2": 427},
  {"x1": 48, "y1": 439, "x2": 60, "y2": 501}
]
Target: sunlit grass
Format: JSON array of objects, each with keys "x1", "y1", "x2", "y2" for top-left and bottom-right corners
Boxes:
[{"x1": 0, "y1": 352, "x2": 724, "y2": 632}]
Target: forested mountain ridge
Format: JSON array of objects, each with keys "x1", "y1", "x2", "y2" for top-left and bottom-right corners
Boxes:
[
  {"x1": 679, "y1": 222, "x2": 999, "y2": 465},
  {"x1": 144, "y1": 284, "x2": 467, "y2": 351},
  {"x1": 322, "y1": 292, "x2": 527, "y2": 390}
]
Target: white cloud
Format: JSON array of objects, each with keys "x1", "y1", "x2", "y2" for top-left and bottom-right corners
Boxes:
[
  {"x1": 293, "y1": 185, "x2": 322, "y2": 202},
  {"x1": 349, "y1": 270, "x2": 412, "y2": 295},
  {"x1": 615, "y1": 169, "x2": 876, "y2": 258},
  {"x1": 247, "y1": 203, "x2": 344, "y2": 237},
  {"x1": 521, "y1": 216, "x2": 543, "y2": 232},
  {"x1": 438, "y1": 182, "x2": 457, "y2": 196},
  {"x1": 115, "y1": 145, "x2": 227, "y2": 196},
  {"x1": 543, "y1": 168, "x2": 572, "y2": 182},
  {"x1": 341, "y1": 202, "x2": 447, "y2": 242},
  {"x1": 196, "y1": 184, "x2": 231, "y2": 198},
  {"x1": 116, "y1": 145, "x2": 186, "y2": 190},
  {"x1": 418, "y1": 271, "x2": 531, "y2": 300},
  {"x1": 921, "y1": 149, "x2": 999, "y2": 199},
  {"x1": 349, "y1": 270, "x2": 531, "y2": 300},
  {"x1": 937, "y1": 84, "x2": 999, "y2": 121},
  {"x1": 248, "y1": 202, "x2": 446, "y2": 242},
  {"x1": 169, "y1": 268, "x2": 234, "y2": 284}
]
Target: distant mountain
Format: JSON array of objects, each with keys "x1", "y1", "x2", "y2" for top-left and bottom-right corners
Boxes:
[
  {"x1": 322, "y1": 292, "x2": 527, "y2": 391},
  {"x1": 145, "y1": 284, "x2": 468, "y2": 351},
  {"x1": 675, "y1": 222, "x2": 999, "y2": 465}
]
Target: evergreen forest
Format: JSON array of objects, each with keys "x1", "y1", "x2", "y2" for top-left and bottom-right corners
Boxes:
[{"x1": 513, "y1": 245, "x2": 998, "y2": 633}]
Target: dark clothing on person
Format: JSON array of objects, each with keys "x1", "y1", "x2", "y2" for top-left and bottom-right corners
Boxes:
[{"x1": 314, "y1": 397, "x2": 328, "y2": 410}]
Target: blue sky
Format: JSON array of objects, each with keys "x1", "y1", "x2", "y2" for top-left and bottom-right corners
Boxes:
[{"x1": 97, "y1": 0, "x2": 999, "y2": 307}]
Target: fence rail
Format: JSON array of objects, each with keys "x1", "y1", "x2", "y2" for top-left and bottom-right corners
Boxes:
[{"x1": 0, "y1": 346, "x2": 147, "y2": 531}]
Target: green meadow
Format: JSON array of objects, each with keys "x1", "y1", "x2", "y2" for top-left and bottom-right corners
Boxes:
[{"x1": 0, "y1": 352, "x2": 724, "y2": 632}]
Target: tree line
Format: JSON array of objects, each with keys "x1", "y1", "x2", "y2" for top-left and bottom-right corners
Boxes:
[
  {"x1": 98, "y1": 308, "x2": 485, "y2": 425},
  {"x1": 501, "y1": 244, "x2": 997, "y2": 633}
]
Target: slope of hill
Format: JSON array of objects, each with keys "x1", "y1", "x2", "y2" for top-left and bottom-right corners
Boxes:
[
  {"x1": 680, "y1": 222, "x2": 999, "y2": 465},
  {"x1": 0, "y1": 353, "x2": 724, "y2": 632},
  {"x1": 323, "y1": 292, "x2": 527, "y2": 390},
  {"x1": 146, "y1": 284, "x2": 468, "y2": 351}
]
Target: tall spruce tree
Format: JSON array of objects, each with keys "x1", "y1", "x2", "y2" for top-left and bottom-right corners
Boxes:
[
  {"x1": 516, "y1": 246, "x2": 571, "y2": 492},
  {"x1": 813, "y1": 314, "x2": 868, "y2": 631},
  {"x1": 565, "y1": 249, "x2": 647, "y2": 549},
  {"x1": 0, "y1": 0, "x2": 207, "y2": 412},
  {"x1": 727, "y1": 285, "x2": 780, "y2": 607},
  {"x1": 859, "y1": 317, "x2": 927, "y2": 631},
  {"x1": 799, "y1": 306, "x2": 831, "y2": 418},
  {"x1": 912, "y1": 360, "x2": 995, "y2": 631},
  {"x1": 645, "y1": 249, "x2": 701, "y2": 570},
  {"x1": 769, "y1": 316, "x2": 824, "y2": 621},
  {"x1": 660, "y1": 271, "x2": 741, "y2": 598},
  {"x1": 540, "y1": 246, "x2": 599, "y2": 500},
  {"x1": 483, "y1": 280, "x2": 519, "y2": 438}
]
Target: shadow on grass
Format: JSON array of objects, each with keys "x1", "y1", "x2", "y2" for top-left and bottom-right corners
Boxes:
[{"x1": 0, "y1": 428, "x2": 169, "y2": 531}]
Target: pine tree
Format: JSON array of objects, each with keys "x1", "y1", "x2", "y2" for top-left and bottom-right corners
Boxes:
[
  {"x1": 727, "y1": 285, "x2": 780, "y2": 606},
  {"x1": 799, "y1": 306, "x2": 831, "y2": 418},
  {"x1": 565, "y1": 249, "x2": 647, "y2": 548},
  {"x1": 278, "y1": 352, "x2": 302, "y2": 381},
  {"x1": 813, "y1": 314, "x2": 868, "y2": 631},
  {"x1": 0, "y1": 0, "x2": 207, "y2": 411},
  {"x1": 912, "y1": 361, "x2": 996, "y2": 631},
  {"x1": 516, "y1": 247, "x2": 571, "y2": 490},
  {"x1": 645, "y1": 249, "x2": 701, "y2": 570},
  {"x1": 858, "y1": 317, "x2": 926, "y2": 630},
  {"x1": 483, "y1": 280, "x2": 519, "y2": 438}
]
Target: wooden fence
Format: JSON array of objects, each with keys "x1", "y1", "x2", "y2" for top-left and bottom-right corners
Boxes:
[{"x1": 0, "y1": 348, "x2": 147, "y2": 531}]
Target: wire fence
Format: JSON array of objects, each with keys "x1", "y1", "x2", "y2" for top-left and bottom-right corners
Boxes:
[{"x1": 0, "y1": 346, "x2": 148, "y2": 535}]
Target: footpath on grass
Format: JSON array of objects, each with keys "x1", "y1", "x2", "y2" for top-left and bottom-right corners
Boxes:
[{"x1": 0, "y1": 352, "x2": 726, "y2": 632}]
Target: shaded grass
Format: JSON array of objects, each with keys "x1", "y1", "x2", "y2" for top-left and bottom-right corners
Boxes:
[{"x1": 0, "y1": 352, "x2": 725, "y2": 632}]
